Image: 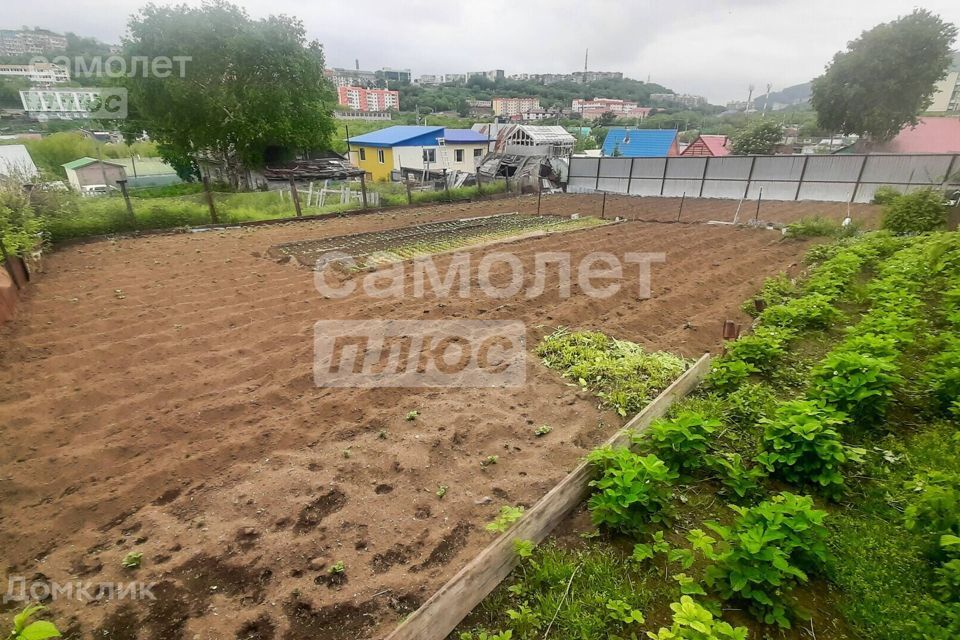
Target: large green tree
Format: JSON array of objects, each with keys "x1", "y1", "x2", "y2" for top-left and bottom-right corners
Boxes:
[
  {"x1": 731, "y1": 120, "x2": 784, "y2": 155},
  {"x1": 119, "y1": 1, "x2": 336, "y2": 186},
  {"x1": 810, "y1": 9, "x2": 957, "y2": 142}
]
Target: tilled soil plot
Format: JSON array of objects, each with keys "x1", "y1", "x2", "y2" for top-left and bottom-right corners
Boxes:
[{"x1": 0, "y1": 195, "x2": 879, "y2": 640}]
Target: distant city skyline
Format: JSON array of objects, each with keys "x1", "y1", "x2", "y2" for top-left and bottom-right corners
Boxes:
[{"x1": 5, "y1": 0, "x2": 959, "y2": 103}]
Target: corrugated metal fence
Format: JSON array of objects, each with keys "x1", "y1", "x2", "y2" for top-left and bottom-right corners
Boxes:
[{"x1": 568, "y1": 154, "x2": 960, "y2": 203}]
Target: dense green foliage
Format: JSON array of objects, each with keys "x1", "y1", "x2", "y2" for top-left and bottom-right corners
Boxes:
[
  {"x1": 730, "y1": 120, "x2": 783, "y2": 155},
  {"x1": 586, "y1": 448, "x2": 677, "y2": 535},
  {"x1": 811, "y1": 9, "x2": 957, "y2": 140},
  {"x1": 119, "y1": 1, "x2": 337, "y2": 184},
  {"x1": 881, "y1": 189, "x2": 949, "y2": 234},
  {"x1": 536, "y1": 329, "x2": 687, "y2": 416}
]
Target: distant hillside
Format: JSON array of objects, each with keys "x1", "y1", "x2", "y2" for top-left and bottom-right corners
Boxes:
[{"x1": 763, "y1": 82, "x2": 812, "y2": 109}]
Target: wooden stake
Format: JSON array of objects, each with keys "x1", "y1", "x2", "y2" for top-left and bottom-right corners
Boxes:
[
  {"x1": 406, "y1": 179, "x2": 413, "y2": 205},
  {"x1": 202, "y1": 174, "x2": 219, "y2": 224},
  {"x1": 116, "y1": 179, "x2": 135, "y2": 222},
  {"x1": 289, "y1": 177, "x2": 302, "y2": 217},
  {"x1": 383, "y1": 354, "x2": 711, "y2": 640},
  {"x1": 360, "y1": 172, "x2": 368, "y2": 209}
]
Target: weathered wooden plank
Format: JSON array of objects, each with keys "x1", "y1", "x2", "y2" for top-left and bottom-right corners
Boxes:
[{"x1": 383, "y1": 353, "x2": 712, "y2": 640}]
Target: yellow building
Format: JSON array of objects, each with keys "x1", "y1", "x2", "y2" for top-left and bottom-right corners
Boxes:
[{"x1": 348, "y1": 126, "x2": 489, "y2": 181}]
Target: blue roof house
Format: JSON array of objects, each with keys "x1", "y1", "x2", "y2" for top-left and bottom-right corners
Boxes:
[
  {"x1": 601, "y1": 128, "x2": 680, "y2": 157},
  {"x1": 347, "y1": 126, "x2": 491, "y2": 180}
]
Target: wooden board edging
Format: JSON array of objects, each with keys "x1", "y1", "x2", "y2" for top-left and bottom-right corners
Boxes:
[{"x1": 383, "y1": 353, "x2": 712, "y2": 640}]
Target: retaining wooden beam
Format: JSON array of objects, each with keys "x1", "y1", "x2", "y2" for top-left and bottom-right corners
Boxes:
[{"x1": 383, "y1": 353, "x2": 712, "y2": 640}]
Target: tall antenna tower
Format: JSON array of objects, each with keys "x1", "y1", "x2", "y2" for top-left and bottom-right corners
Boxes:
[
  {"x1": 355, "y1": 58, "x2": 359, "y2": 70},
  {"x1": 746, "y1": 84, "x2": 755, "y2": 111},
  {"x1": 763, "y1": 82, "x2": 772, "y2": 114},
  {"x1": 583, "y1": 48, "x2": 588, "y2": 83}
]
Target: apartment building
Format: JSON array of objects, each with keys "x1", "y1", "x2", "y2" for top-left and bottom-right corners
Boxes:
[
  {"x1": 0, "y1": 62, "x2": 70, "y2": 84},
  {"x1": 930, "y1": 52, "x2": 960, "y2": 112},
  {"x1": 491, "y1": 97, "x2": 540, "y2": 117},
  {"x1": 326, "y1": 67, "x2": 378, "y2": 88},
  {"x1": 0, "y1": 29, "x2": 67, "y2": 56},
  {"x1": 337, "y1": 86, "x2": 399, "y2": 112},
  {"x1": 650, "y1": 93, "x2": 708, "y2": 108},
  {"x1": 467, "y1": 70, "x2": 504, "y2": 82}
]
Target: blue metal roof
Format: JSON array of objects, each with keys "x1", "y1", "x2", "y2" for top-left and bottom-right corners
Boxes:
[
  {"x1": 442, "y1": 128, "x2": 489, "y2": 144},
  {"x1": 602, "y1": 128, "x2": 678, "y2": 157},
  {"x1": 347, "y1": 126, "x2": 444, "y2": 148}
]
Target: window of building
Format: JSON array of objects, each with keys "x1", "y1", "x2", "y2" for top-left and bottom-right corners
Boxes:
[
  {"x1": 359, "y1": 148, "x2": 365, "y2": 161},
  {"x1": 454, "y1": 149, "x2": 464, "y2": 162},
  {"x1": 474, "y1": 148, "x2": 483, "y2": 157},
  {"x1": 423, "y1": 149, "x2": 436, "y2": 163},
  {"x1": 377, "y1": 148, "x2": 385, "y2": 164}
]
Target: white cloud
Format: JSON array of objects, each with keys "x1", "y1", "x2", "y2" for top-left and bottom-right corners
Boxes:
[{"x1": 9, "y1": 0, "x2": 960, "y2": 103}]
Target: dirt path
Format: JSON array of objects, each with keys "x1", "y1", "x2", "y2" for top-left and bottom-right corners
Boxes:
[{"x1": 0, "y1": 196, "x2": 875, "y2": 639}]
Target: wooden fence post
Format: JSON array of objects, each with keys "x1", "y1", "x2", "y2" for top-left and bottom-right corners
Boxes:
[
  {"x1": 289, "y1": 177, "x2": 303, "y2": 217},
  {"x1": 201, "y1": 174, "x2": 219, "y2": 224},
  {"x1": 116, "y1": 179, "x2": 135, "y2": 223},
  {"x1": 360, "y1": 172, "x2": 369, "y2": 209},
  {"x1": 406, "y1": 179, "x2": 413, "y2": 205}
]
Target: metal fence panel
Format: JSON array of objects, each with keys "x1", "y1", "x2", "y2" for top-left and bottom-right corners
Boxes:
[
  {"x1": 631, "y1": 157, "x2": 667, "y2": 179},
  {"x1": 704, "y1": 157, "x2": 753, "y2": 180},
  {"x1": 702, "y1": 180, "x2": 748, "y2": 199},
  {"x1": 663, "y1": 179, "x2": 702, "y2": 197},
  {"x1": 666, "y1": 157, "x2": 707, "y2": 179},
  {"x1": 752, "y1": 156, "x2": 806, "y2": 181},
  {"x1": 628, "y1": 178, "x2": 663, "y2": 196},
  {"x1": 570, "y1": 153, "x2": 958, "y2": 203},
  {"x1": 802, "y1": 155, "x2": 864, "y2": 182}
]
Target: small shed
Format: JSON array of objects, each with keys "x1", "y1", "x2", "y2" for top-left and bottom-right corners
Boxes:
[
  {"x1": 680, "y1": 134, "x2": 731, "y2": 157},
  {"x1": 62, "y1": 157, "x2": 127, "y2": 192},
  {"x1": 499, "y1": 125, "x2": 575, "y2": 158},
  {"x1": 0, "y1": 144, "x2": 39, "y2": 179}
]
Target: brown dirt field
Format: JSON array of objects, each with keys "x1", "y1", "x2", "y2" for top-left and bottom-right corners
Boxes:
[{"x1": 0, "y1": 195, "x2": 881, "y2": 640}]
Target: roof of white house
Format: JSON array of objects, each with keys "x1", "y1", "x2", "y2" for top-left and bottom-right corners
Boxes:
[
  {"x1": 512, "y1": 126, "x2": 575, "y2": 144},
  {"x1": 0, "y1": 144, "x2": 39, "y2": 178}
]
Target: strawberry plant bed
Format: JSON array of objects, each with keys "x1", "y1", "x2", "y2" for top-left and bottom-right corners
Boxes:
[{"x1": 455, "y1": 229, "x2": 960, "y2": 640}]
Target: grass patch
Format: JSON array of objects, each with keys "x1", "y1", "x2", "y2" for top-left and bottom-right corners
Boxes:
[{"x1": 536, "y1": 329, "x2": 688, "y2": 417}]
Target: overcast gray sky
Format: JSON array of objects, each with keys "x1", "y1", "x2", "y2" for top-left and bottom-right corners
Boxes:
[{"x1": 8, "y1": 1, "x2": 960, "y2": 103}]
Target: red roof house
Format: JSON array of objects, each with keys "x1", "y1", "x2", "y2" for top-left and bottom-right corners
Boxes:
[
  {"x1": 680, "y1": 134, "x2": 731, "y2": 157},
  {"x1": 848, "y1": 117, "x2": 960, "y2": 154}
]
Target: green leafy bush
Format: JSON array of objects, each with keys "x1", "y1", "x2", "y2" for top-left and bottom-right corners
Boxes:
[
  {"x1": 586, "y1": 448, "x2": 677, "y2": 535},
  {"x1": 723, "y1": 383, "x2": 777, "y2": 429},
  {"x1": 882, "y1": 189, "x2": 948, "y2": 234},
  {"x1": 923, "y1": 339, "x2": 960, "y2": 416},
  {"x1": 808, "y1": 350, "x2": 901, "y2": 427},
  {"x1": 742, "y1": 273, "x2": 797, "y2": 317},
  {"x1": 0, "y1": 185, "x2": 45, "y2": 255},
  {"x1": 703, "y1": 493, "x2": 829, "y2": 628},
  {"x1": 724, "y1": 328, "x2": 791, "y2": 372},
  {"x1": 537, "y1": 329, "x2": 687, "y2": 417},
  {"x1": 758, "y1": 294, "x2": 842, "y2": 331},
  {"x1": 644, "y1": 411, "x2": 722, "y2": 476},
  {"x1": 785, "y1": 215, "x2": 849, "y2": 239},
  {"x1": 647, "y1": 596, "x2": 748, "y2": 640},
  {"x1": 706, "y1": 453, "x2": 766, "y2": 501},
  {"x1": 756, "y1": 399, "x2": 862, "y2": 499},
  {"x1": 903, "y1": 472, "x2": 960, "y2": 539},
  {"x1": 704, "y1": 359, "x2": 758, "y2": 393},
  {"x1": 871, "y1": 186, "x2": 902, "y2": 205}
]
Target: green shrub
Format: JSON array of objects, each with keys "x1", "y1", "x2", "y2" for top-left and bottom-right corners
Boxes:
[
  {"x1": 703, "y1": 492, "x2": 829, "y2": 628},
  {"x1": 872, "y1": 186, "x2": 902, "y2": 205},
  {"x1": 903, "y1": 472, "x2": 960, "y2": 540},
  {"x1": 723, "y1": 383, "x2": 777, "y2": 429},
  {"x1": 923, "y1": 339, "x2": 960, "y2": 416},
  {"x1": 808, "y1": 350, "x2": 901, "y2": 427},
  {"x1": 724, "y1": 327, "x2": 791, "y2": 372},
  {"x1": 785, "y1": 215, "x2": 846, "y2": 239},
  {"x1": 934, "y1": 558, "x2": 960, "y2": 602},
  {"x1": 0, "y1": 185, "x2": 45, "y2": 254},
  {"x1": 706, "y1": 453, "x2": 766, "y2": 502},
  {"x1": 756, "y1": 399, "x2": 862, "y2": 499},
  {"x1": 704, "y1": 359, "x2": 758, "y2": 393},
  {"x1": 647, "y1": 596, "x2": 748, "y2": 640},
  {"x1": 742, "y1": 273, "x2": 797, "y2": 317},
  {"x1": 758, "y1": 294, "x2": 842, "y2": 331},
  {"x1": 882, "y1": 189, "x2": 948, "y2": 234},
  {"x1": 840, "y1": 332, "x2": 901, "y2": 360},
  {"x1": 644, "y1": 411, "x2": 722, "y2": 476},
  {"x1": 585, "y1": 448, "x2": 677, "y2": 535}
]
